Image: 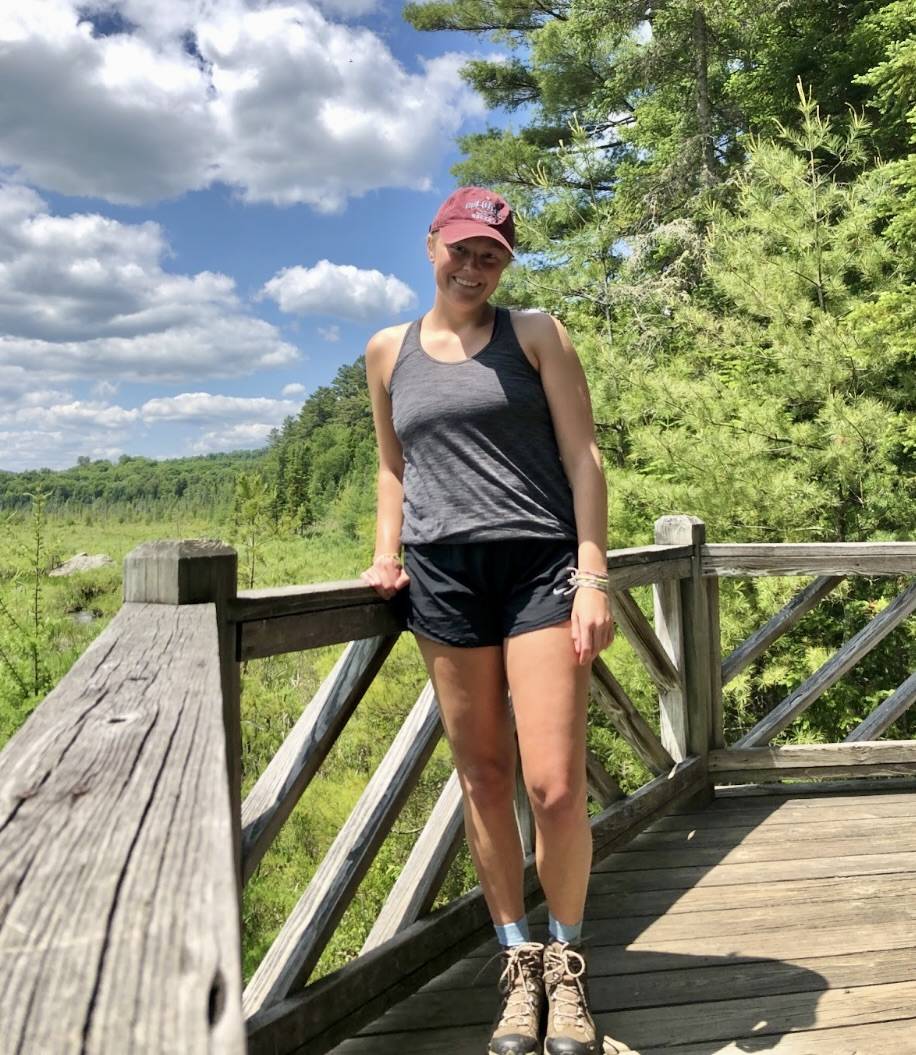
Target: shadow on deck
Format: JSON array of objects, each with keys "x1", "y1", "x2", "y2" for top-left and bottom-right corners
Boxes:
[{"x1": 333, "y1": 781, "x2": 916, "y2": 1055}]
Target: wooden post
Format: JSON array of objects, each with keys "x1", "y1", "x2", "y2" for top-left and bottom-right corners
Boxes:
[
  {"x1": 654, "y1": 516, "x2": 714, "y2": 798},
  {"x1": 507, "y1": 691, "x2": 535, "y2": 855},
  {"x1": 124, "y1": 539, "x2": 241, "y2": 890},
  {"x1": 514, "y1": 750, "x2": 535, "y2": 857},
  {"x1": 707, "y1": 573, "x2": 724, "y2": 750}
]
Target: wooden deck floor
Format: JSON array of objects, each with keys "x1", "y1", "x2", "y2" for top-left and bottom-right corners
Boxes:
[{"x1": 331, "y1": 782, "x2": 916, "y2": 1054}]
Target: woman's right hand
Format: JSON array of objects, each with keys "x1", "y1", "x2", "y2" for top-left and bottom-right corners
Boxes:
[{"x1": 360, "y1": 554, "x2": 410, "y2": 600}]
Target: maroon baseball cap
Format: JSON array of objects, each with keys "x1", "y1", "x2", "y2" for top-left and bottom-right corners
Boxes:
[{"x1": 429, "y1": 187, "x2": 515, "y2": 255}]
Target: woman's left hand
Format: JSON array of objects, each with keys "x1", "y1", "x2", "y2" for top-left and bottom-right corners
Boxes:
[{"x1": 571, "y1": 587, "x2": 614, "y2": 665}]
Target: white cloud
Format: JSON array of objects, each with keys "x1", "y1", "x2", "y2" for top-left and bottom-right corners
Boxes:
[
  {"x1": 193, "y1": 422, "x2": 275, "y2": 452},
  {"x1": 0, "y1": 388, "x2": 300, "y2": 468},
  {"x1": 0, "y1": 429, "x2": 67, "y2": 470},
  {"x1": 92, "y1": 379, "x2": 119, "y2": 399},
  {"x1": 16, "y1": 387, "x2": 73, "y2": 407},
  {"x1": 140, "y1": 392, "x2": 298, "y2": 423},
  {"x1": 0, "y1": 183, "x2": 298, "y2": 384},
  {"x1": 18, "y1": 401, "x2": 140, "y2": 429},
  {"x1": 263, "y1": 260, "x2": 416, "y2": 321},
  {"x1": 281, "y1": 382, "x2": 306, "y2": 397},
  {"x1": 318, "y1": 324, "x2": 341, "y2": 343},
  {"x1": 0, "y1": 2, "x2": 484, "y2": 209}
]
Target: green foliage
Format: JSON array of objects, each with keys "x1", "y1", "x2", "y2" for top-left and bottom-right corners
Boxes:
[
  {"x1": 0, "y1": 449, "x2": 263, "y2": 520},
  {"x1": 232, "y1": 473, "x2": 274, "y2": 590},
  {"x1": 0, "y1": 492, "x2": 53, "y2": 721},
  {"x1": 266, "y1": 358, "x2": 375, "y2": 532}
]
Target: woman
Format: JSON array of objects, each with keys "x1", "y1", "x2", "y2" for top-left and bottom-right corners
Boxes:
[{"x1": 361, "y1": 186, "x2": 613, "y2": 1055}]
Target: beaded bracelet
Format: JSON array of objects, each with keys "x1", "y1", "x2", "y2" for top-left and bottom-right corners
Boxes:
[
  {"x1": 552, "y1": 567, "x2": 610, "y2": 596},
  {"x1": 374, "y1": 551, "x2": 403, "y2": 564}
]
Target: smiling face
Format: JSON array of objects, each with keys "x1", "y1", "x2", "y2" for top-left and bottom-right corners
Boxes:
[{"x1": 427, "y1": 233, "x2": 511, "y2": 307}]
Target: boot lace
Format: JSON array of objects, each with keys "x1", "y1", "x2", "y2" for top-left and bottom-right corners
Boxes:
[
  {"x1": 496, "y1": 943, "x2": 543, "y2": 1028},
  {"x1": 544, "y1": 943, "x2": 588, "y2": 1029}
]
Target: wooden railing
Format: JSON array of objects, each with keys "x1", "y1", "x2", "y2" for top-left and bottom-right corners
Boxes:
[
  {"x1": 1, "y1": 518, "x2": 914, "y2": 1054},
  {"x1": 0, "y1": 540, "x2": 244, "y2": 1053},
  {"x1": 707, "y1": 540, "x2": 916, "y2": 782}
]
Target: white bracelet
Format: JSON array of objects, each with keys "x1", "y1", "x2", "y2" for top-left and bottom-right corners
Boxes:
[{"x1": 552, "y1": 568, "x2": 609, "y2": 596}]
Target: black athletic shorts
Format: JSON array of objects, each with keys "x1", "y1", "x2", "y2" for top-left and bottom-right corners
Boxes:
[{"x1": 391, "y1": 537, "x2": 578, "y2": 648}]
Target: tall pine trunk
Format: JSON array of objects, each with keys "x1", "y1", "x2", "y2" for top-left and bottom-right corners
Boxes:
[{"x1": 693, "y1": 4, "x2": 717, "y2": 187}]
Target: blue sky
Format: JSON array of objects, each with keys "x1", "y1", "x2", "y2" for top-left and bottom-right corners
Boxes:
[{"x1": 0, "y1": 0, "x2": 511, "y2": 470}]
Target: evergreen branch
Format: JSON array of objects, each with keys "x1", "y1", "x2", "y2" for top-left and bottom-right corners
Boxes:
[
  {"x1": 657, "y1": 394, "x2": 827, "y2": 454},
  {"x1": 0, "y1": 595, "x2": 27, "y2": 638},
  {"x1": 0, "y1": 638, "x2": 29, "y2": 697},
  {"x1": 529, "y1": 0, "x2": 566, "y2": 21}
]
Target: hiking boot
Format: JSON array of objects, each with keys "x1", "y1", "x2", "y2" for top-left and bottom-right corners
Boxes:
[
  {"x1": 543, "y1": 940, "x2": 598, "y2": 1055},
  {"x1": 488, "y1": 941, "x2": 545, "y2": 1054}
]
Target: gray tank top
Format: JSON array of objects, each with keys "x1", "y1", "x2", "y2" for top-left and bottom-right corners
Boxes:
[{"x1": 389, "y1": 306, "x2": 577, "y2": 545}]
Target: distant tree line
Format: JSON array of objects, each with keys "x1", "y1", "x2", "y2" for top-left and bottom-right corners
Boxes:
[
  {"x1": 0, "y1": 450, "x2": 264, "y2": 518},
  {"x1": 0, "y1": 359, "x2": 376, "y2": 530}
]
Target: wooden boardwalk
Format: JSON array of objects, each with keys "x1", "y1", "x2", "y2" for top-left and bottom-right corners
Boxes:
[{"x1": 332, "y1": 782, "x2": 916, "y2": 1054}]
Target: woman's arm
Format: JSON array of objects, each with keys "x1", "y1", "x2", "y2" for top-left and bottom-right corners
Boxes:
[
  {"x1": 361, "y1": 329, "x2": 410, "y2": 599},
  {"x1": 516, "y1": 311, "x2": 613, "y2": 662}
]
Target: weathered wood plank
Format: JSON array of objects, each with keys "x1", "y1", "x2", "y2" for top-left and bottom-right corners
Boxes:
[
  {"x1": 650, "y1": 795, "x2": 916, "y2": 829},
  {"x1": 467, "y1": 888, "x2": 916, "y2": 964},
  {"x1": 845, "y1": 670, "x2": 916, "y2": 742},
  {"x1": 361, "y1": 770, "x2": 464, "y2": 953},
  {"x1": 243, "y1": 681, "x2": 443, "y2": 1015},
  {"x1": 231, "y1": 580, "x2": 382, "y2": 622},
  {"x1": 652, "y1": 522, "x2": 687, "y2": 762},
  {"x1": 590, "y1": 658, "x2": 674, "y2": 774},
  {"x1": 382, "y1": 905, "x2": 916, "y2": 1032},
  {"x1": 383, "y1": 946, "x2": 916, "y2": 1027},
  {"x1": 677, "y1": 518, "x2": 713, "y2": 762},
  {"x1": 241, "y1": 634, "x2": 398, "y2": 884},
  {"x1": 603, "y1": 545, "x2": 692, "y2": 590},
  {"x1": 514, "y1": 740, "x2": 535, "y2": 855},
  {"x1": 608, "y1": 590, "x2": 680, "y2": 693},
  {"x1": 715, "y1": 762, "x2": 916, "y2": 782},
  {"x1": 605, "y1": 977, "x2": 916, "y2": 1052},
  {"x1": 590, "y1": 847, "x2": 916, "y2": 888},
  {"x1": 574, "y1": 917, "x2": 916, "y2": 972},
  {"x1": 712, "y1": 741, "x2": 916, "y2": 772},
  {"x1": 246, "y1": 760, "x2": 705, "y2": 1055},
  {"x1": 713, "y1": 776, "x2": 916, "y2": 798},
  {"x1": 706, "y1": 574, "x2": 724, "y2": 749},
  {"x1": 721, "y1": 575, "x2": 843, "y2": 685},
  {"x1": 585, "y1": 748, "x2": 624, "y2": 807},
  {"x1": 654, "y1": 516, "x2": 712, "y2": 775},
  {"x1": 586, "y1": 872, "x2": 916, "y2": 921},
  {"x1": 0, "y1": 603, "x2": 244, "y2": 1053},
  {"x1": 702, "y1": 542, "x2": 916, "y2": 577},
  {"x1": 631, "y1": 814, "x2": 916, "y2": 853},
  {"x1": 589, "y1": 759, "x2": 705, "y2": 860},
  {"x1": 639, "y1": 1018, "x2": 916, "y2": 1055},
  {"x1": 240, "y1": 603, "x2": 404, "y2": 660},
  {"x1": 602, "y1": 828, "x2": 916, "y2": 870},
  {"x1": 733, "y1": 581, "x2": 916, "y2": 748},
  {"x1": 230, "y1": 545, "x2": 692, "y2": 628},
  {"x1": 125, "y1": 538, "x2": 241, "y2": 890},
  {"x1": 327, "y1": 975, "x2": 916, "y2": 1053},
  {"x1": 711, "y1": 743, "x2": 916, "y2": 783}
]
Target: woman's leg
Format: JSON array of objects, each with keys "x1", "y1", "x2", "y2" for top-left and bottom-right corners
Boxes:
[
  {"x1": 503, "y1": 620, "x2": 592, "y2": 927},
  {"x1": 414, "y1": 633, "x2": 525, "y2": 925}
]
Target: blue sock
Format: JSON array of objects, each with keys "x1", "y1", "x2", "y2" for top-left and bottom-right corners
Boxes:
[
  {"x1": 548, "y1": 914, "x2": 583, "y2": 945},
  {"x1": 494, "y1": 915, "x2": 530, "y2": 948}
]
